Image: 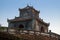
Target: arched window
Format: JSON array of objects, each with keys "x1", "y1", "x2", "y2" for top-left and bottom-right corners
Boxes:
[
  {"x1": 19, "y1": 24, "x2": 24, "y2": 29},
  {"x1": 41, "y1": 27, "x2": 44, "y2": 33}
]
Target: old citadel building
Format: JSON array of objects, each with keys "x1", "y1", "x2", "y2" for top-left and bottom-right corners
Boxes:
[{"x1": 7, "y1": 5, "x2": 60, "y2": 40}]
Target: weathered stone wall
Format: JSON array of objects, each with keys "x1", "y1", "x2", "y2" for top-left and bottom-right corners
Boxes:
[
  {"x1": 8, "y1": 20, "x2": 33, "y2": 30},
  {"x1": 14, "y1": 33, "x2": 58, "y2": 40},
  {"x1": 0, "y1": 29, "x2": 59, "y2": 40},
  {"x1": 35, "y1": 20, "x2": 48, "y2": 33},
  {"x1": 0, "y1": 32, "x2": 24, "y2": 40}
]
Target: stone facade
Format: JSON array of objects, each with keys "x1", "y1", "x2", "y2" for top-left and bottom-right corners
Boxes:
[
  {"x1": 7, "y1": 5, "x2": 49, "y2": 33},
  {"x1": 7, "y1": 5, "x2": 60, "y2": 40}
]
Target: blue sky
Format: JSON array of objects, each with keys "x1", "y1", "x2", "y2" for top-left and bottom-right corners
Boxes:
[{"x1": 0, "y1": 0, "x2": 60, "y2": 34}]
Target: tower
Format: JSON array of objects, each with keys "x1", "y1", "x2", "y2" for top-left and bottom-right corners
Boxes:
[{"x1": 19, "y1": 5, "x2": 39, "y2": 18}]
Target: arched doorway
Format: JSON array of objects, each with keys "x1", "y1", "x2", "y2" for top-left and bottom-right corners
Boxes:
[
  {"x1": 41, "y1": 27, "x2": 44, "y2": 33},
  {"x1": 19, "y1": 24, "x2": 24, "y2": 29}
]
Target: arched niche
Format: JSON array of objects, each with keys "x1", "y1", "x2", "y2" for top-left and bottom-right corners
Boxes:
[
  {"x1": 41, "y1": 27, "x2": 44, "y2": 33},
  {"x1": 19, "y1": 24, "x2": 24, "y2": 29}
]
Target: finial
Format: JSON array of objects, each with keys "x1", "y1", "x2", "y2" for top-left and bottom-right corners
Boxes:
[
  {"x1": 7, "y1": 18, "x2": 9, "y2": 20},
  {"x1": 19, "y1": 8, "x2": 20, "y2": 11},
  {"x1": 27, "y1": 4, "x2": 29, "y2": 7},
  {"x1": 7, "y1": 18, "x2": 9, "y2": 22},
  {"x1": 15, "y1": 16, "x2": 16, "y2": 18}
]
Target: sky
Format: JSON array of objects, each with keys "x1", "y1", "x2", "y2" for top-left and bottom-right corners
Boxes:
[{"x1": 0, "y1": 0, "x2": 60, "y2": 34}]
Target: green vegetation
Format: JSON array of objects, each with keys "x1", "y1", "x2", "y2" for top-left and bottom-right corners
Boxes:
[{"x1": 0, "y1": 27, "x2": 7, "y2": 30}]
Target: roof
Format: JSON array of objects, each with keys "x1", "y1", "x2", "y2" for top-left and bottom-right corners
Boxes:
[
  {"x1": 36, "y1": 17, "x2": 49, "y2": 26},
  {"x1": 19, "y1": 5, "x2": 40, "y2": 13},
  {"x1": 7, "y1": 17, "x2": 32, "y2": 22},
  {"x1": 7, "y1": 17, "x2": 49, "y2": 26}
]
